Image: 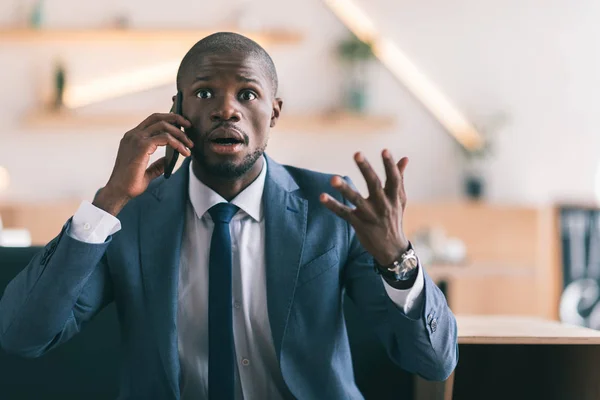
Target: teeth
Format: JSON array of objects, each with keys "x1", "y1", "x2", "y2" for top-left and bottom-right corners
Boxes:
[
  {"x1": 214, "y1": 141, "x2": 237, "y2": 145},
  {"x1": 214, "y1": 138, "x2": 239, "y2": 142}
]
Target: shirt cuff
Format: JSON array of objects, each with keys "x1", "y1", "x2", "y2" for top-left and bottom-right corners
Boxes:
[
  {"x1": 67, "y1": 200, "x2": 122, "y2": 244},
  {"x1": 381, "y1": 262, "x2": 425, "y2": 317}
]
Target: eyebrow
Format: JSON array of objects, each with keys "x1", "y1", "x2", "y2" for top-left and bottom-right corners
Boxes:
[
  {"x1": 237, "y1": 75, "x2": 261, "y2": 85},
  {"x1": 193, "y1": 74, "x2": 262, "y2": 86}
]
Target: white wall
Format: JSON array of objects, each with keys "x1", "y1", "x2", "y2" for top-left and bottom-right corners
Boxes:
[
  {"x1": 0, "y1": 0, "x2": 459, "y2": 204},
  {"x1": 366, "y1": 0, "x2": 600, "y2": 204},
  {"x1": 2, "y1": 0, "x2": 598, "y2": 205}
]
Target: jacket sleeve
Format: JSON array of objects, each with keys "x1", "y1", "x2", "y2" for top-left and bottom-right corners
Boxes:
[
  {"x1": 0, "y1": 220, "x2": 114, "y2": 358},
  {"x1": 341, "y1": 178, "x2": 458, "y2": 381}
]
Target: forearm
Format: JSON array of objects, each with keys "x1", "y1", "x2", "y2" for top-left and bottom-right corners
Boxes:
[
  {"x1": 0, "y1": 224, "x2": 112, "y2": 357},
  {"x1": 345, "y1": 237, "x2": 457, "y2": 381}
]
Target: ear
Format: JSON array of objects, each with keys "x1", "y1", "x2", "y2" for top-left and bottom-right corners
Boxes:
[{"x1": 270, "y1": 98, "x2": 283, "y2": 128}]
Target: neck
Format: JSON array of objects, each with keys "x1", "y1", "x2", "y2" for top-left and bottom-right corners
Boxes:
[{"x1": 191, "y1": 157, "x2": 264, "y2": 201}]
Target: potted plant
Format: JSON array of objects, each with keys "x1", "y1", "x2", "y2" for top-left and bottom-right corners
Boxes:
[
  {"x1": 458, "y1": 113, "x2": 509, "y2": 200},
  {"x1": 336, "y1": 34, "x2": 375, "y2": 113},
  {"x1": 460, "y1": 142, "x2": 490, "y2": 200}
]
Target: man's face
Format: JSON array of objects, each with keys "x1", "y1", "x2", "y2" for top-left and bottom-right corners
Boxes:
[{"x1": 179, "y1": 51, "x2": 282, "y2": 179}]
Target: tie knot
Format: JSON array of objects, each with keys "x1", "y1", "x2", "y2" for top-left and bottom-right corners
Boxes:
[{"x1": 208, "y1": 203, "x2": 239, "y2": 224}]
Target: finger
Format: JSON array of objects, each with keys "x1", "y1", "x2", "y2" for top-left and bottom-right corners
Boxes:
[
  {"x1": 138, "y1": 113, "x2": 192, "y2": 131},
  {"x1": 148, "y1": 132, "x2": 192, "y2": 157},
  {"x1": 319, "y1": 193, "x2": 358, "y2": 224},
  {"x1": 145, "y1": 156, "x2": 166, "y2": 183},
  {"x1": 146, "y1": 120, "x2": 194, "y2": 148},
  {"x1": 397, "y1": 157, "x2": 409, "y2": 207},
  {"x1": 354, "y1": 152, "x2": 384, "y2": 201},
  {"x1": 397, "y1": 156, "x2": 409, "y2": 175},
  {"x1": 330, "y1": 176, "x2": 368, "y2": 210},
  {"x1": 382, "y1": 149, "x2": 402, "y2": 198}
]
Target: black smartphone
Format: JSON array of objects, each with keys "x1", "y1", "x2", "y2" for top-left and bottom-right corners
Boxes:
[{"x1": 164, "y1": 91, "x2": 183, "y2": 179}]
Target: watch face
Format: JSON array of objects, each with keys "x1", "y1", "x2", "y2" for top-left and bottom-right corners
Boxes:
[{"x1": 405, "y1": 257, "x2": 418, "y2": 270}]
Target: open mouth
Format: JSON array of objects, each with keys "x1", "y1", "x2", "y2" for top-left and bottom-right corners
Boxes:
[
  {"x1": 208, "y1": 135, "x2": 245, "y2": 155},
  {"x1": 211, "y1": 137, "x2": 244, "y2": 146}
]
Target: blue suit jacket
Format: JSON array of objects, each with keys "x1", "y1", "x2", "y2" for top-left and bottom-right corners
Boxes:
[{"x1": 0, "y1": 156, "x2": 457, "y2": 399}]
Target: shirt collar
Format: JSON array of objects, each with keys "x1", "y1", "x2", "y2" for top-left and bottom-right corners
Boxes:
[{"x1": 188, "y1": 157, "x2": 267, "y2": 222}]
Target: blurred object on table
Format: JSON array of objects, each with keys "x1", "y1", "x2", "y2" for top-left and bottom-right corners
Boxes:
[
  {"x1": 411, "y1": 226, "x2": 467, "y2": 266},
  {"x1": 0, "y1": 229, "x2": 32, "y2": 247},
  {"x1": 404, "y1": 202, "x2": 560, "y2": 319}
]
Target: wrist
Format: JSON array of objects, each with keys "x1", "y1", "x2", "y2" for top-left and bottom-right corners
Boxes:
[
  {"x1": 376, "y1": 238, "x2": 410, "y2": 266},
  {"x1": 93, "y1": 187, "x2": 130, "y2": 217},
  {"x1": 374, "y1": 242, "x2": 418, "y2": 282}
]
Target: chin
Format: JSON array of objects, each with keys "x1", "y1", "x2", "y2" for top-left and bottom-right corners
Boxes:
[{"x1": 194, "y1": 147, "x2": 265, "y2": 179}]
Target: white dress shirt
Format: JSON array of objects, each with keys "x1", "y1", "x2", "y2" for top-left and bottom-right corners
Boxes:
[{"x1": 67, "y1": 157, "x2": 424, "y2": 399}]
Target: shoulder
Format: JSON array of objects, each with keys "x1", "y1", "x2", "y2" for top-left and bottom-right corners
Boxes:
[
  {"x1": 273, "y1": 162, "x2": 353, "y2": 205},
  {"x1": 284, "y1": 164, "x2": 335, "y2": 188}
]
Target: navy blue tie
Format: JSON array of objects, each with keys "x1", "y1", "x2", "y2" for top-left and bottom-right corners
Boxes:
[{"x1": 208, "y1": 203, "x2": 239, "y2": 400}]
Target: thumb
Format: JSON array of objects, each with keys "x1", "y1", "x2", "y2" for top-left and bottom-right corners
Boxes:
[{"x1": 145, "y1": 156, "x2": 167, "y2": 183}]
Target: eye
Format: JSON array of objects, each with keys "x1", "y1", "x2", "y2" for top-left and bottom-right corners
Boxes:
[
  {"x1": 196, "y1": 89, "x2": 212, "y2": 99},
  {"x1": 239, "y1": 90, "x2": 257, "y2": 101}
]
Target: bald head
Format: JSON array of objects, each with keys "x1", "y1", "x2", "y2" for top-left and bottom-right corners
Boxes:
[{"x1": 176, "y1": 32, "x2": 279, "y2": 97}]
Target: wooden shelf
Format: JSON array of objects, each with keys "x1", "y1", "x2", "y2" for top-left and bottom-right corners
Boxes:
[
  {"x1": 22, "y1": 110, "x2": 396, "y2": 133},
  {"x1": 275, "y1": 113, "x2": 396, "y2": 133},
  {"x1": 0, "y1": 28, "x2": 303, "y2": 46}
]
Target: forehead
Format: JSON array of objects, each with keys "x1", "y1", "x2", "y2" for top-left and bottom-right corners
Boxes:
[{"x1": 183, "y1": 52, "x2": 270, "y2": 88}]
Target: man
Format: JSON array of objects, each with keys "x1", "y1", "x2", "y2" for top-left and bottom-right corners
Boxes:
[{"x1": 0, "y1": 33, "x2": 457, "y2": 399}]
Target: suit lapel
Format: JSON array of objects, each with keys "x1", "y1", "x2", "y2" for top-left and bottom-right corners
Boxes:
[
  {"x1": 139, "y1": 159, "x2": 190, "y2": 398},
  {"x1": 264, "y1": 156, "x2": 308, "y2": 358}
]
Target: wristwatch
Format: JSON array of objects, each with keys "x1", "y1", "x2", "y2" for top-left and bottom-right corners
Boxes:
[{"x1": 374, "y1": 244, "x2": 419, "y2": 281}]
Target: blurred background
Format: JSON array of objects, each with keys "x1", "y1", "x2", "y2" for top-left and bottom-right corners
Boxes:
[
  {"x1": 1, "y1": 0, "x2": 600, "y2": 352},
  {"x1": 4, "y1": 1, "x2": 600, "y2": 398}
]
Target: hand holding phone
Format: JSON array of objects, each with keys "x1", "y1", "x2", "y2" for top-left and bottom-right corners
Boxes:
[
  {"x1": 92, "y1": 95, "x2": 192, "y2": 216},
  {"x1": 164, "y1": 91, "x2": 184, "y2": 179}
]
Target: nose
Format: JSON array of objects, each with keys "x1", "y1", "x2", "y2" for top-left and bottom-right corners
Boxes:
[{"x1": 210, "y1": 95, "x2": 241, "y2": 123}]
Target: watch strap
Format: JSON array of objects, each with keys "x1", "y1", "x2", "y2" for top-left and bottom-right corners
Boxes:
[{"x1": 373, "y1": 243, "x2": 419, "y2": 282}]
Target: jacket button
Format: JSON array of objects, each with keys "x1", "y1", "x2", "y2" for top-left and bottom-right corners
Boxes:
[{"x1": 430, "y1": 318, "x2": 438, "y2": 333}]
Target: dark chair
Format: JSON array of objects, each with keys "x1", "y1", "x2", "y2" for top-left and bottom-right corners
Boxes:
[
  {"x1": 0, "y1": 246, "x2": 120, "y2": 400},
  {"x1": 0, "y1": 246, "x2": 412, "y2": 399}
]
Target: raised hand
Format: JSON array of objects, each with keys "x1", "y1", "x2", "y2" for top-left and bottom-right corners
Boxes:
[{"x1": 320, "y1": 150, "x2": 410, "y2": 266}]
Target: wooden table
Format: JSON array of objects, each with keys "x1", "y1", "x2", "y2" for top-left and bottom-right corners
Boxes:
[{"x1": 415, "y1": 315, "x2": 600, "y2": 400}]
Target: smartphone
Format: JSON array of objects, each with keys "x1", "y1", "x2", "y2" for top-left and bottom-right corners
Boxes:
[{"x1": 164, "y1": 91, "x2": 184, "y2": 179}]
